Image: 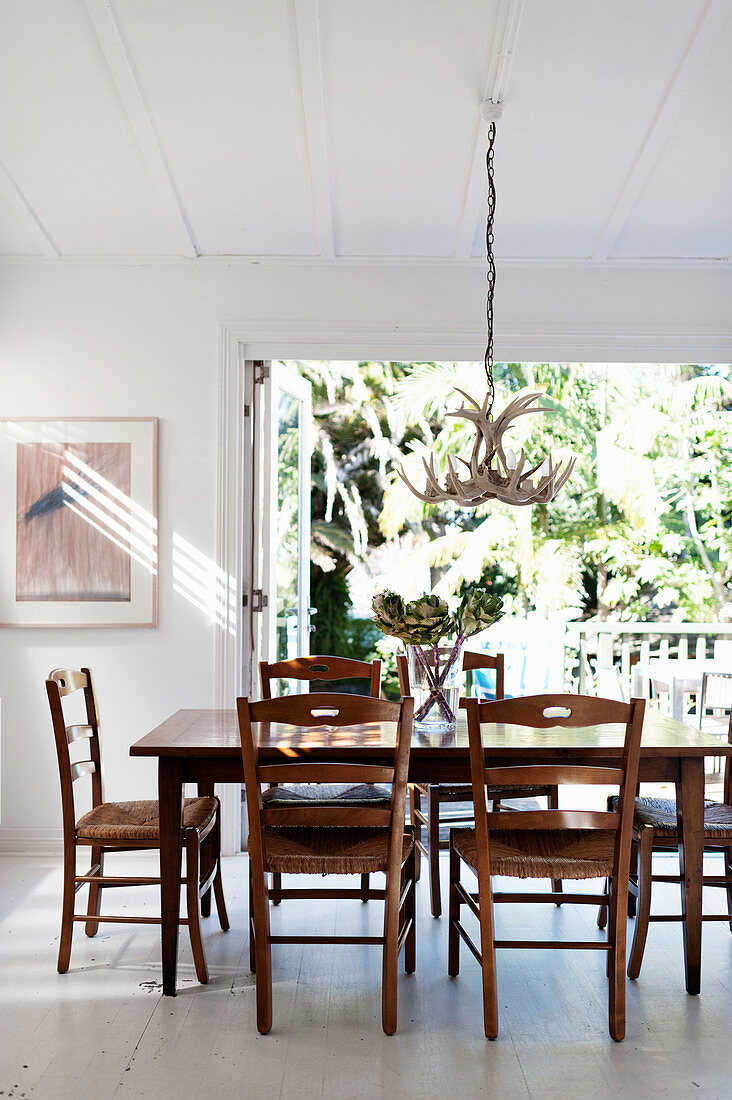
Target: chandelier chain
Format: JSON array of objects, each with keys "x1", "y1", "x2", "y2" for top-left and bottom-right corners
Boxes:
[{"x1": 484, "y1": 120, "x2": 497, "y2": 416}]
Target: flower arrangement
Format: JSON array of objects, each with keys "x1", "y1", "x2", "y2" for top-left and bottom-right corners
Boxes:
[{"x1": 372, "y1": 587, "x2": 504, "y2": 726}]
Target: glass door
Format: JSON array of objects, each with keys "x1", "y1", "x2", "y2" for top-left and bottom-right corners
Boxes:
[{"x1": 251, "y1": 360, "x2": 313, "y2": 686}]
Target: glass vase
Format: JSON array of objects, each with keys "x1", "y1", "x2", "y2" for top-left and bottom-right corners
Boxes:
[{"x1": 406, "y1": 641, "x2": 464, "y2": 733}]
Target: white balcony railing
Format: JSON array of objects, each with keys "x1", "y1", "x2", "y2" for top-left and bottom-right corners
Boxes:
[{"x1": 564, "y1": 622, "x2": 732, "y2": 698}]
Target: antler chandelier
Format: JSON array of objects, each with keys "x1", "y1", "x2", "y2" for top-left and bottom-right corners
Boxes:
[{"x1": 398, "y1": 102, "x2": 575, "y2": 508}]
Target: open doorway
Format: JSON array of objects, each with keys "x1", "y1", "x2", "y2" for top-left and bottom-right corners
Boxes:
[{"x1": 234, "y1": 357, "x2": 731, "y2": 848}]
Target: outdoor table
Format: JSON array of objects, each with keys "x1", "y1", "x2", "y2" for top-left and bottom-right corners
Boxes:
[
  {"x1": 130, "y1": 707, "x2": 732, "y2": 997},
  {"x1": 631, "y1": 659, "x2": 721, "y2": 721}
]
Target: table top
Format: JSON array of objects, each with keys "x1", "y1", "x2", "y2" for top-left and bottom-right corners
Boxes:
[{"x1": 130, "y1": 707, "x2": 732, "y2": 761}]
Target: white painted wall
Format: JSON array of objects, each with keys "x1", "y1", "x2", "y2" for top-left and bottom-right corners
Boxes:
[{"x1": 0, "y1": 260, "x2": 730, "y2": 851}]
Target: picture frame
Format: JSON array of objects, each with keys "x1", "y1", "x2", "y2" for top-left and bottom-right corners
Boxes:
[{"x1": 0, "y1": 418, "x2": 158, "y2": 627}]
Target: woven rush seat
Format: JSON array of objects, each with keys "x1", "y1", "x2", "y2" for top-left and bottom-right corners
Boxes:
[
  {"x1": 76, "y1": 796, "x2": 217, "y2": 840},
  {"x1": 262, "y1": 827, "x2": 413, "y2": 875},
  {"x1": 452, "y1": 826, "x2": 616, "y2": 880},
  {"x1": 609, "y1": 795, "x2": 732, "y2": 840},
  {"x1": 262, "y1": 782, "x2": 391, "y2": 807},
  {"x1": 426, "y1": 782, "x2": 546, "y2": 798}
]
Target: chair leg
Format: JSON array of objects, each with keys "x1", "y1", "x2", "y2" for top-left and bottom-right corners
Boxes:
[
  {"x1": 608, "y1": 874, "x2": 628, "y2": 1042},
  {"x1": 248, "y1": 864, "x2": 256, "y2": 974},
  {"x1": 725, "y1": 848, "x2": 732, "y2": 934},
  {"x1": 210, "y1": 814, "x2": 229, "y2": 932},
  {"x1": 477, "y1": 873, "x2": 499, "y2": 1040},
  {"x1": 198, "y1": 784, "x2": 215, "y2": 918},
  {"x1": 200, "y1": 834, "x2": 213, "y2": 919},
  {"x1": 84, "y1": 845, "x2": 104, "y2": 937},
  {"x1": 410, "y1": 785, "x2": 422, "y2": 881},
  {"x1": 447, "y1": 840, "x2": 461, "y2": 977},
  {"x1": 360, "y1": 873, "x2": 370, "y2": 902},
  {"x1": 427, "y1": 786, "x2": 442, "y2": 918},
  {"x1": 382, "y1": 858, "x2": 402, "y2": 1034},
  {"x1": 404, "y1": 845, "x2": 417, "y2": 974},
  {"x1": 597, "y1": 877, "x2": 609, "y2": 930},
  {"x1": 271, "y1": 871, "x2": 282, "y2": 904},
  {"x1": 252, "y1": 867, "x2": 273, "y2": 1033},
  {"x1": 627, "y1": 835, "x2": 638, "y2": 918},
  {"x1": 185, "y1": 830, "x2": 209, "y2": 984},
  {"x1": 628, "y1": 826, "x2": 654, "y2": 980},
  {"x1": 57, "y1": 843, "x2": 76, "y2": 974},
  {"x1": 548, "y1": 787, "x2": 563, "y2": 903}
]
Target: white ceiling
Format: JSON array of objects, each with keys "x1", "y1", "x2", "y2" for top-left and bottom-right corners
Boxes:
[{"x1": 0, "y1": 0, "x2": 729, "y2": 265}]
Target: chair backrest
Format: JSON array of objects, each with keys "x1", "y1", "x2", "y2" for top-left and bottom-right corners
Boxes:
[
  {"x1": 699, "y1": 671, "x2": 732, "y2": 715},
  {"x1": 396, "y1": 650, "x2": 505, "y2": 700},
  {"x1": 698, "y1": 673, "x2": 732, "y2": 800},
  {"x1": 463, "y1": 693, "x2": 645, "y2": 881},
  {"x1": 259, "y1": 655, "x2": 382, "y2": 700},
  {"x1": 46, "y1": 667, "x2": 104, "y2": 840},
  {"x1": 237, "y1": 692, "x2": 414, "y2": 877}
]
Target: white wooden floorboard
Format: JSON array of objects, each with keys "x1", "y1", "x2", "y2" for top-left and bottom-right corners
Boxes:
[{"x1": 1, "y1": 851, "x2": 731, "y2": 1099}]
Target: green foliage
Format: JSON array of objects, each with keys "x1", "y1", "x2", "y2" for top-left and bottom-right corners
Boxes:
[
  {"x1": 310, "y1": 571, "x2": 353, "y2": 654},
  {"x1": 310, "y1": 570, "x2": 382, "y2": 664},
  {"x1": 296, "y1": 358, "x2": 732, "y2": 645},
  {"x1": 388, "y1": 360, "x2": 732, "y2": 621}
]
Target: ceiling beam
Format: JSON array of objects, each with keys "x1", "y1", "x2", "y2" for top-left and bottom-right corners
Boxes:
[
  {"x1": 592, "y1": 0, "x2": 730, "y2": 262},
  {"x1": 83, "y1": 0, "x2": 198, "y2": 258},
  {"x1": 0, "y1": 159, "x2": 60, "y2": 257},
  {"x1": 293, "y1": 0, "x2": 335, "y2": 259},
  {"x1": 454, "y1": 0, "x2": 526, "y2": 260}
]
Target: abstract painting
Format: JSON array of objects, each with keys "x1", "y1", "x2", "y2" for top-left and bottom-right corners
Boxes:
[
  {"x1": 0, "y1": 419, "x2": 157, "y2": 626},
  {"x1": 17, "y1": 441, "x2": 132, "y2": 601}
]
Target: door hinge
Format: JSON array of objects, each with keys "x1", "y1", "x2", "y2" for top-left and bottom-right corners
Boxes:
[
  {"x1": 244, "y1": 404, "x2": 251, "y2": 417},
  {"x1": 251, "y1": 589, "x2": 268, "y2": 613},
  {"x1": 254, "y1": 361, "x2": 270, "y2": 384}
]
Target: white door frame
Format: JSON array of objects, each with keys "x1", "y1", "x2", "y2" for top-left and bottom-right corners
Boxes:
[
  {"x1": 216, "y1": 321, "x2": 496, "y2": 853},
  {"x1": 255, "y1": 362, "x2": 313, "y2": 667}
]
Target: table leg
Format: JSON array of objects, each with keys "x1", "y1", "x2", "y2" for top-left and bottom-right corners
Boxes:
[
  {"x1": 676, "y1": 757, "x2": 704, "y2": 995},
  {"x1": 159, "y1": 757, "x2": 184, "y2": 996}
]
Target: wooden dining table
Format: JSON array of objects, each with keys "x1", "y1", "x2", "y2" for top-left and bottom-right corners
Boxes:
[{"x1": 130, "y1": 706, "x2": 732, "y2": 997}]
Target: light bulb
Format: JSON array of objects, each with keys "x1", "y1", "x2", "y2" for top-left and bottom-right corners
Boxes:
[{"x1": 505, "y1": 447, "x2": 517, "y2": 470}]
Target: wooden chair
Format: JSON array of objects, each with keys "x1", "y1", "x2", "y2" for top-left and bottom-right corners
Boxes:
[
  {"x1": 603, "y1": 697, "x2": 732, "y2": 978},
  {"x1": 697, "y1": 670, "x2": 732, "y2": 740},
  {"x1": 260, "y1": 655, "x2": 382, "y2": 903},
  {"x1": 259, "y1": 654, "x2": 382, "y2": 699},
  {"x1": 449, "y1": 693, "x2": 645, "y2": 1041},
  {"x1": 398, "y1": 650, "x2": 562, "y2": 917},
  {"x1": 48, "y1": 667, "x2": 228, "y2": 979},
  {"x1": 237, "y1": 692, "x2": 416, "y2": 1034}
]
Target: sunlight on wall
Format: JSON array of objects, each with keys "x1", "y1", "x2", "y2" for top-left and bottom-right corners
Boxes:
[
  {"x1": 62, "y1": 452, "x2": 157, "y2": 574},
  {"x1": 172, "y1": 533, "x2": 236, "y2": 635}
]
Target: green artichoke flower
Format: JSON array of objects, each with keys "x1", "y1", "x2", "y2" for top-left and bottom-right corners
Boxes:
[
  {"x1": 401, "y1": 594, "x2": 454, "y2": 644},
  {"x1": 456, "y1": 589, "x2": 504, "y2": 639},
  {"x1": 372, "y1": 590, "x2": 407, "y2": 639},
  {"x1": 372, "y1": 589, "x2": 455, "y2": 644}
]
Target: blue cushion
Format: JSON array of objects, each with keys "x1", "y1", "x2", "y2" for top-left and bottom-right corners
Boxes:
[{"x1": 262, "y1": 783, "x2": 391, "y2": 808}]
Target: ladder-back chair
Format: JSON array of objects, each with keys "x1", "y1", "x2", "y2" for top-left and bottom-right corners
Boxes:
[
  {"x1": 47, "y1": 667, "x2": 228, "y2": 978},
  {"x1": 602, "y1": 686, "x2": 732, "y2": 978},
  {"x1": 238, "y1": 692, "x2": 416, "y2": 1035},
  {"x1": 260, "y1": 655, "x2": 382, "y2": 903},
  {"x1": 259, "y1": 654, "x2": 382, "y2": 699},
  {"x1": 449, "y1": 693, "x2": 645, "y2": 1041},
  {"x1": 398, "y1": 650, "x2": 562, "y2": 917}
]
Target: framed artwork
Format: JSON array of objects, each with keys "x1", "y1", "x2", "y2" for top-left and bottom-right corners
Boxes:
[{"x1": 0, "y1": 418, "x2": 158, "y2": 627}]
